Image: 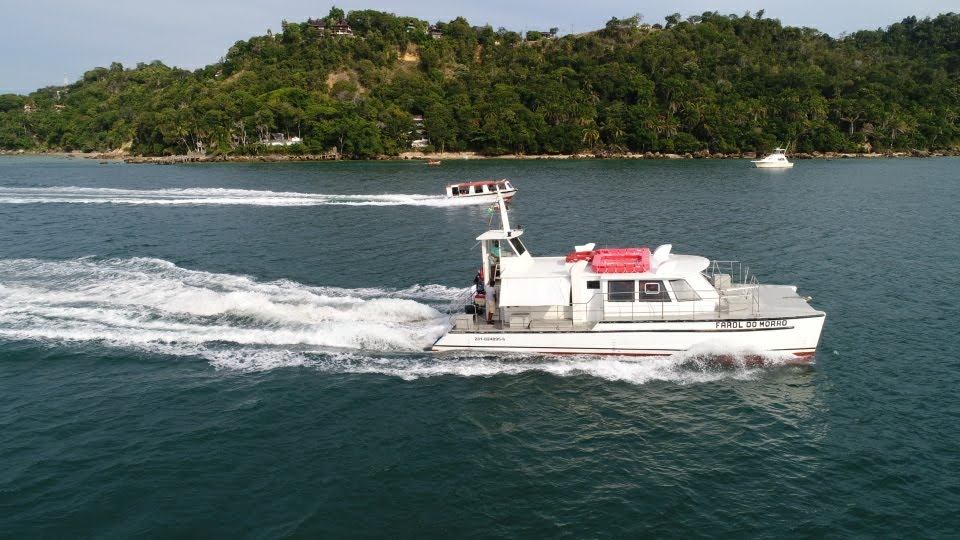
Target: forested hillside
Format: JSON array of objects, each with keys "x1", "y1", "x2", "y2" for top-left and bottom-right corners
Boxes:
[{"x1": 1, "y1": 9, "x2": 958, "y2": 158}]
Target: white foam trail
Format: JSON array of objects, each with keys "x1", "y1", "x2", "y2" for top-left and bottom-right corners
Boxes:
[
  {"x1": 0, "y1": 186, "x2": 492, "y2": 207},
  {"x1": 203, "y1": 349, "x2": 790, "y2": 384},
  {"x1": 0, "y1": 257, "x2": 461, "y2": 355}
]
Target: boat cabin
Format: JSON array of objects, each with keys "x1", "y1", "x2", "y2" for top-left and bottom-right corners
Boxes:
[
  {"x1": 446, "y1": 179, "x2": 515, "y2": 198},
  {"x1": 478, "y1": 242, "x2": 723, "y2": 326},
  {"x1": 470, "y1": 195, "x2": 725, "y2": 327},
  {"x1": 755, "y1": 148, "x2": 790, "y2": 162}
]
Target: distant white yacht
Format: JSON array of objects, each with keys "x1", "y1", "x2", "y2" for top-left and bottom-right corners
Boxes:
[{"x1": 752, "y1": 148, "x2": 794, "y2": 168}]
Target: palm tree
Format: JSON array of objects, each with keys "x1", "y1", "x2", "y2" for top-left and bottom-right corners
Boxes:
[
  {"x1": 582, "y1": 127, "x2": 601, "y2": 149},
  {"x1": 646, "y1": 114, "x2": 679, "y2": 137}
]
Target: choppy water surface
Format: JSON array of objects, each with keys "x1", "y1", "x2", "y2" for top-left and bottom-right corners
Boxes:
[{"x1": 1, "y1": 156, "x2": 958, "y2": 537}]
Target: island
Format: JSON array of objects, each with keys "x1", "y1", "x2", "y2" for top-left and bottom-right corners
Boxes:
[{"x1": 0, "y1": 8, "x2": 957, "y2": 161}]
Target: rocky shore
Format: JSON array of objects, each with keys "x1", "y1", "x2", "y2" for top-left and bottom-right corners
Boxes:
[
  {"x1": 399, "y1": 149, "x2": 959, "y2": 160},
  {"x1": 2, "y1": 148, "x2": 957, "y2": 164}
]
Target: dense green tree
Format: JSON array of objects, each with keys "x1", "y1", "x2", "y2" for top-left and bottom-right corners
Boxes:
[{"x1": 1, "y1": 10, "x2": 958, "y2": 157}]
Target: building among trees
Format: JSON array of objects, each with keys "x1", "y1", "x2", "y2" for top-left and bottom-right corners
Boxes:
[
  {"x1": 526, "y1": 28, "x2": 559, "y2": 41},
  {"x1": 307, "y1": 17, "x2": 354, "y2": 37},
  {"x1": 263, "y1": 133, "x2": 303, "y2": 147},
  {"x1": 410, "y1": 115, "x2": 429, "y2": 149}
]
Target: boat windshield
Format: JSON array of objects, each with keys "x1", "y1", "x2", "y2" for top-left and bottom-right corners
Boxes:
[
  {"x1": 493, "y1": 237, "x2": 527, "y2": 258},
  {"x1": 509, "y1": 237, "x2": 527, "y2": 256}
]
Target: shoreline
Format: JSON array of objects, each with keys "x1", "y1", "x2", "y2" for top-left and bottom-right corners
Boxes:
[{"x1": 2, "y1": 148, "x2": 957, "y2": 164}]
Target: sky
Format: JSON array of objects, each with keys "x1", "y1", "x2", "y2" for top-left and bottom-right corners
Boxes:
[{"x1": 0, "y1": 0, "x2": 956, "y2": 94}]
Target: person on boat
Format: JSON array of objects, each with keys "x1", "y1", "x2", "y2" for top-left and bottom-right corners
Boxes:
[
  {"x1": 486, "y1": 289, "x2": 497, "y2": 324},
  {"x1": 473, "y1": 271, "x2": 485, "y2": 294}
]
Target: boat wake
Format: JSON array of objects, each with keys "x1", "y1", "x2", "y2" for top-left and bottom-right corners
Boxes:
[
  {"x1": 0, "y1": 257, "x2": 463, "y2": 356},
  {"x1": 0, "y1": 186, "x2": 491, "y2": 207},
  {"x1": 0, "y1": 257, "x2": 795, "y2": 384},
  {"x1": 284, "y1": 349, "x2": 796, "y2": 385}
]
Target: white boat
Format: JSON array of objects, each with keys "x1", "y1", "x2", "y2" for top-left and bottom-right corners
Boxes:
[
  {"x1": 445, "y1": 179, "x2": 517, "y2": 203},
  {"x1": 751, "y1": 148, "x2": 794, "y2": 168},
  {"x1": 432, "y1": 196, "x2": 825, "y2": 362}
]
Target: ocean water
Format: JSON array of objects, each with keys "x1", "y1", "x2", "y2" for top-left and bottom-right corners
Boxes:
[{"x1": 0, "y1": 156, "x2": 958, "y2": 537}]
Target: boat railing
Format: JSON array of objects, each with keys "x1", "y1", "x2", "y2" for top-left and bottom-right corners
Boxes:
[
  {"x1": 708, "y1": 260, "x2": 752, "y2": 284},
  {"x1": 709, "y1": 260, "x2": 761, "y2": 314},
  {"x1": 454, "y1": 284, "x2": 762, "y2": 331},
  {"x1": 451, "y1": 260, "x2": 763, "y2": 331}
]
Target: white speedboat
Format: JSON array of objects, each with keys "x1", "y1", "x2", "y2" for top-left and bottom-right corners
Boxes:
[
  {"x1": 752, "y1": 148, "x2": 794, "y2": 168},
  {"x1": 432, "y1": 196, "x2": 825, "y2": 362},
  {"x1": 445, "y1": 179, "x2": 517, "y2": 203}
]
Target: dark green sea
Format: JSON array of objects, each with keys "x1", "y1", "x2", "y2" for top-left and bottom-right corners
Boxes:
[{"x1": 0, "y1": 156, "x2": 958, "y2": 537}]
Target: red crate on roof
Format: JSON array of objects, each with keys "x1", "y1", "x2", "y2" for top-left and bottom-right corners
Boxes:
[
  {"x1": 591, "y1": 247, "x2": 651, "y2": 273},
  {"x1": 564, "y1": 250, "x2": 595, "y2": 263}
]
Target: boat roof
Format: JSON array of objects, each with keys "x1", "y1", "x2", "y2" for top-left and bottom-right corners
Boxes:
[
  {"x1": 591, "y1": 248, "x2": 651, "y2": 273},
  {"x1": 447, "y1": 179, "x2": 509, "y2": 188},
  {"x1": 652, "y1": 254, "x2": 710, "y2": 275},
  {"x1": 500, "y1": 252, "x2": 710, "y2": 279},
  {"x1": 501, "y1": 256, "x2": 568, "y2": 278},
  {"x1": 476, "y1": 229, "x2": 524, "y2": 241}
]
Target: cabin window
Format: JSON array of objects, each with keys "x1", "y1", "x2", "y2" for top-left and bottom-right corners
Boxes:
[
  {"x1": 638, "y1": 280, "x2": 671, "y2": 302},
  {"x1": 607, "y1": 280, "x2": 635, "y2": 302},
  {"x1": 669, "y1": 279, "x2": 701, "y2": 301},
  {"x1": 487, "y1": 184, "x2": 495, "y2": 192},
  {"x1": 509, "y1": 237, "x2": 526, "y2": 256},
  {"x1": 586, "y1": 280, "x2": 600, "y2": 290},
  {"x1": 451, "y1": 186, "x2": 460, "y2": 196},
  {"x1": 471, "y1": 186, "x2": 481, "y2": 195}
]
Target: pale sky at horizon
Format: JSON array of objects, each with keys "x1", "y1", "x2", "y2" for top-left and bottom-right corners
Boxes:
[{"x1": 0, "y1": 0, "x2": 956, "y2": 94}]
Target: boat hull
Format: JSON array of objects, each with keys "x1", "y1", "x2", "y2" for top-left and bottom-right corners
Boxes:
[
  {"x1": 752, "y1": 161, "x2": 794, "y2": 168},
  {"x1": 432, "y1": 314, "x2": 825, "y2": 362}
]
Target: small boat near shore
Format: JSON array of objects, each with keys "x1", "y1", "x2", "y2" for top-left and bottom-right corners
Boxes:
[
  {"x1": 752, "y1": 148, "x2": 794, "y2": 168},
  {"x1": 445, "y1": 179, "x2": 517, "y2": 203},
  {"x1": 427, "y1": 159, "x2": 442, "y2": 166},
  {"x1": 432, "y1": 195, "x2": 825, "y2": 361}
]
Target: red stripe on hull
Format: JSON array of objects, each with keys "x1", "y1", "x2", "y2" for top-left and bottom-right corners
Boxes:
[
  {"x1": 547, "y1": 351, "x2": 817, "y2": 366},
  {"x1": 450, "y1": 349, "x2": 818, "y2": 365},
  {"x1": 548, "y1": 351, "x2": 668, "y2": 357}
]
